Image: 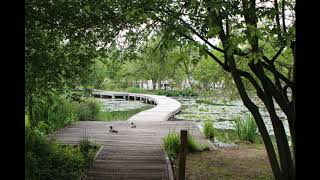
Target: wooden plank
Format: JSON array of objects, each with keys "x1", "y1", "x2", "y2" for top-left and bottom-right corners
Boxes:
[{"x1": 50, "y1": 92, "x2": 214, "y2": 179}]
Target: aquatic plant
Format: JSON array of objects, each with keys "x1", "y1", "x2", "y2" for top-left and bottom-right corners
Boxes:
[
  {"x1": 232, "y1": 115, "x2": 258, "y2": 143},
  {"x1": 203, "y1": 120, "x2": 215, "y2": 140},
  {"x1": 163, "y1": 130, "x2": 208, "y2": 159}
]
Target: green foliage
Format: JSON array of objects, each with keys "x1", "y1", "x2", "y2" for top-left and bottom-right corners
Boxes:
[
  {"x1": 79, "y1": 130, "x2": 98, "y2": 169},
  {"x1": 163, "y1": 131, "x2": 181, "y2": 159},
  {"x1": 36, "y1": 121, "x2": 51, "y2": 135},
  {"x1": 29, "y1": 95, "x2": 103, "y2": 133},
  {"x1": 214, "y1": 129, "x2": 239, "y2": 143},
  {"x1": 25, "y1": 127, "x2": 98, "y2": 180},
  {"x1": 126, "y1": 87, "x2": 147, "y2": 93},
  {"x1": 163, "y1": 131, "x2": 208, "y2": 159},
  {"x1": 187, "y1": 134, "x2": 209, "y2": 153},
  {"x1": 203, "y1": 120, "x2": 215, "y2": 140},
  {"x1": 196, "y1": 99, "x2": 213, "y2": 105},
  {"x1": 25, "y1": 1, "x2": 296, "y2": 179},
  {"x1": 25, "y1": 115, "x2": 31, "y2": 128},
  {"x1": 30, "y1": 95, "x2": 78, "y2": 133},
  {"x1": 232, "y1": 115, "x2": 259, "y2": 143},
  {"x1": 75, "y1": 99, "x2": 101, "y2": 121},
  {"x1": 156, "y1": 89, "x2": 198, "y2": 97},
  {"x1": 193, "y1": 56, "x2": 225, "y2": 91}
]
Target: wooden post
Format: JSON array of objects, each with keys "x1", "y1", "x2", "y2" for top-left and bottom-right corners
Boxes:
[{"x1": 178, "y1": 130, "x2": 187, "y2": 180}]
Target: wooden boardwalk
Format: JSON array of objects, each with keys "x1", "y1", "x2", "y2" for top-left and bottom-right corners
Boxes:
[{"x1": 50, "y1": 92, "x2": 213, "y2": 180}]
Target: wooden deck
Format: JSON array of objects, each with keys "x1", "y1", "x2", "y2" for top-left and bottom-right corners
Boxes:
[{"x1": 50, "y1": 92, "x2": 213, "y2": 179}]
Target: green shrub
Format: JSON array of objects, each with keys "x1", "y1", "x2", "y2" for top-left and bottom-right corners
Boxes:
[
  {"x1": 30, "y1": 95, "x2": 78, "y2": 133},
  {"x1": 203, "y1": 120, "x2": 215, "y2": 140},
  {"x1": 187, "y1": 134, "x2": 208, "y2": 152},
  {"x1": 156, "y1": 89, "x2": 198, "y2": 97},
  {"x1": 179, "y1": 89, "x2": 198, "y2": 97},
  {"x1": 232, "y1": 115, "x2": 258, "y2": 143},
  {"x1": 163, "y1": 131, "x2": 208, "y2": 159},
  {"x1": 196, "y1": 99, "x2": 214, "y2": 105},
  {"x1": 36, "y1": 121, "x2": 51, "y2": 135},
  {"x1": 163, "y1": 131, "x2": 181, "y2": 159},
  {"x1": 126, "y1": 87, "x2": 147, "y2": 93},
  {"x1": 79, "y1": 130, "x2": 98, "y2": 169},
  {"x1": 25, "y1": 114, "x2": 30, "y2": 128},
  {"x1": 25, "y1": 127, "x2": 99, "y2": 180},
  {"x1": 76, "y1": 99, "x2": 100, "y2": 121}
]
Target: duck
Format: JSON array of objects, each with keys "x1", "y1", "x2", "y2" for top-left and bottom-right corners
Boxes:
[
  {"x1": 109, "y1": 126, "x2": 118, "y2": 133},
  {"x1": 130, "y1": 122, "x2": 136, "y2": 128}
]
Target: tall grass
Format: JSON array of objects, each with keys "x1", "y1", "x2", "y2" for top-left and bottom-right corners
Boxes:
[
  {"x1": 163, "y1": 131, "x2": 181, "y2": 159},
  {"x1": 32, "y1": 97, "x2": 102, "y2": 133},
  {"x1": 163, "y1": 131, "x2": 208, "y2": 159},
  {"x1": 75, "y1": 99, "x2": 100, "y2": 121},
  {"x1": 232, "y1": 115, "x2": 258, "y2": 143},
  {"x1": 203, "y1": 120, "x2": 215, "y2": 140}
]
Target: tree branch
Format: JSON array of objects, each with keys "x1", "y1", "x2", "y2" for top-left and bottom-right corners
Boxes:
[
  {"x1": 282, "y1": 0, "x2": 287, "y2": 34},
  {"x1": 271, "y1": 46, "x2": 285, "y2": 63},
  {"x1": 177, "y1": 17, "x2": 225, "y2": 53},
  {"x1": 261, "y1": 60, "x2": 291, "y2": 85},
  {"x1": 274, "y1": 0, "x2": 283, "y2": 40}
]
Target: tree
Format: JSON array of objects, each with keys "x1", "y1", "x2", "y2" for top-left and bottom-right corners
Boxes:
[
  {"x1": 193, "y1": 54, "x2": 223, "y2": 91},
  {"x1": 26, "y1": 0, "x2": 296, "y2": 179}
]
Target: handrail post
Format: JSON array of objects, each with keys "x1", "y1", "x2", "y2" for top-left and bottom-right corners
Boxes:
[{"x1": 178, "y1": 130, "x2": 187, "y2": 180}]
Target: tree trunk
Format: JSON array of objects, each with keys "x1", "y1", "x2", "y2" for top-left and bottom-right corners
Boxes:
[
  {"x1": 288, "y1": 67, "x2": 292, "y2": 81},
  {"x1": 152, "y1": 79, "x2": 157, "y2": 90},
  {"x1": 290, "y1": 40, "x2": 296, "y2": 180},
  {"x1": 227, "y1": 55, "x2": 282, "y2": 180},
  {"x1": 158, "y1": 80, "x2": 161, "y2": 90},
  {"x1": 250, "y1": 61, "x2": 294, "y2": 180}
]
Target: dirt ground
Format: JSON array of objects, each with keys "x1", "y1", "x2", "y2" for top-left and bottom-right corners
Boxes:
[{"x1": 174, "y1": 143, "x2": 274, "y2": 180}]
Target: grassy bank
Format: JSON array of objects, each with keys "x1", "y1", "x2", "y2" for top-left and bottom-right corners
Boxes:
[{"x1": 184, "y1": 143, "x2": 274, "y2": 179}]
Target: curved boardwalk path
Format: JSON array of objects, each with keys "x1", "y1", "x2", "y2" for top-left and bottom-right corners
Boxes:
[{"x1": 50, "y1": 91, "x2": 213, "y2": 180}]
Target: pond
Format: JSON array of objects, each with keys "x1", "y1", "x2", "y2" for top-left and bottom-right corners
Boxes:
[
  {"x1": 172, "y1": 96, "x2": 290, "y2": 138},
  {"x1": 97, "y1": 98, "x2": 151, "y2": 112},
  {"x1": 94, "y1": 98, "x2": 154, "y2": 121}
]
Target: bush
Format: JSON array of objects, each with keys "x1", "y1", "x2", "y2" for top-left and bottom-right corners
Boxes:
[
  {"x1": 36, "y1": 121, "x2": 51, "y2": 135},
  {"x1": 156, "y1": 90, "x2": 179, "y2": 97},
  {"x1": 25, "y1": 127, "x2": 99, "y2": 180},
  {"x1": 163, "y1": 131, "x2": 208, "y2": 159},
  {"x1": 25, "y1": 127, "x2": 85, "y2": 180},
  {"x1": 196, "y1": 99, "x2": 214, "y2": 105},
  {"x1": 232, "y1": 115, "x2": 258, "y2": 143},
  {"x1": 31, "y1": 95, "x2": 78, "y2": 134},
  {"x1": 156, "y1": 89, "x2": 198, "y2": 97},
  {"x1": 179, "y1": 89, "x2": 198, "y2": 97},
  {"x1": 126, "y1": 87, "x2": 147, "y2": 93},
  {"x1": 203, "y1": 120, "x2": 215, "y2": 140},
  {"x1": 76, "y1": 99, "x2": 100, "y2": 121},
  {"x1": 187, "y1": 134, "x2": 208, "y2": 152},
  {"x1": 163, "y1": 131, "x2": 181, "y2": 159}
]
